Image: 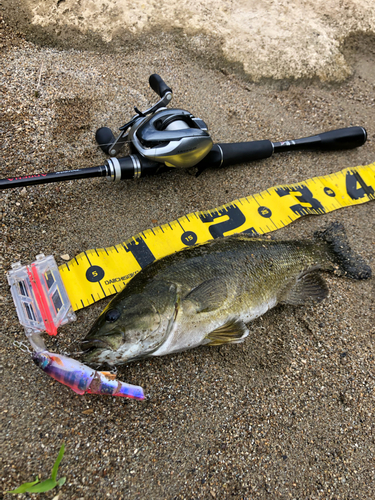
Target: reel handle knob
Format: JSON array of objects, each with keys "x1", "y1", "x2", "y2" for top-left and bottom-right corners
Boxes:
[
  {"x1": 95, "y1": 127, "x2": 116, "y2": 155},
  {"x1": 149, "y1": 74, "x2": 172, "y2": 98}
]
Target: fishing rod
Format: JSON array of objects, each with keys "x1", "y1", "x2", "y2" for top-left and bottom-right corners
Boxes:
[{"x1": 0, "y1": 74, "x2": 367, "y2": 190}]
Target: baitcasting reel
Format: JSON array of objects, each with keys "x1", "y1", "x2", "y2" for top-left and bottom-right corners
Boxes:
[{"x1": 95, "y1": 74, "x2": 213, "y2": 168}]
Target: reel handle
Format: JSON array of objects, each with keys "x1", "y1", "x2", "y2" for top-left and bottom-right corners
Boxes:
[
  {"x1": 149, "y1": 74, "x2": 172, "y2": 98},
  {"x1": 95, "y1": 75, "x2": 173, "y2": 156}
]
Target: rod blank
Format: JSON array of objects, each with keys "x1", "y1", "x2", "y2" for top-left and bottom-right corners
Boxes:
[{"x1": 0, "y1": 166, "x2": 108, "y2": 190}]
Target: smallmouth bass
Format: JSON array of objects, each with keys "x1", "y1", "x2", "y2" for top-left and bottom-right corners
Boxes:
[{"x1": 81, "y1": 222, "x2": 371, "y2": 366}]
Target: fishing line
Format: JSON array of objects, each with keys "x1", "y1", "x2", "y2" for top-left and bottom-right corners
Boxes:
[{"x1": 13, "y1": 341, "x2": 32, "y2": 353}]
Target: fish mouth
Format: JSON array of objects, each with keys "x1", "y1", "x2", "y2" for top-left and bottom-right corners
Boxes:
[{"x1": 80, "y1": 338, "x2": 113, "y2": 356}]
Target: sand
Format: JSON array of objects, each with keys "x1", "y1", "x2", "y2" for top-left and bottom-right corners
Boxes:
[{"x1": 0, "y1": 2, "x2": 374, "y2": 499}]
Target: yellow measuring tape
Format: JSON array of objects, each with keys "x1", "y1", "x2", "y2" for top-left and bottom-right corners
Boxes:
[{"x1": 60, "y1": 163, "x2": 375, "y2": 311}]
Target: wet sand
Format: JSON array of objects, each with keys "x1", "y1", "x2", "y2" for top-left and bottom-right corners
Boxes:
[{"x1": 0, "y1": 3, "x2": 374, "y2": 499}]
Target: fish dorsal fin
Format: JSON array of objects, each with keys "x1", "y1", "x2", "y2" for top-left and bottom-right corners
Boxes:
[
  {"x1": 205, "y1": 319, "x2": 249, "y2": 346},
  {"x1": 184, "y1": 278, "x2": 227, "y2": 313},
  {"x1": 280, "y1": 272, "x2": 328, "y2": 306}
]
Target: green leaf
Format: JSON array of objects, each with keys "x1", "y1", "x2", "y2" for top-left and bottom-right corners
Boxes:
[
  {"x1": 6, "y1": 444, "x2": 66, "y2": 495},
  {"x1": 57, "y1": 476, "x2": 66, "y2": 487},
  {"x1": 51, "y1": 443, "x2": 65, "y2": 482},
  {"x1": 26, "y1": 478, "x2": 57, "y2": 493},
  {"x1": 6, "y1": 477, "x2": 40, "y2": 494}
]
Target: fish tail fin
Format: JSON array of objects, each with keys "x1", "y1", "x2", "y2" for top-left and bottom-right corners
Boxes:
[{"x1": 314, "y1": 222, "x2": 371, "y2": 280}]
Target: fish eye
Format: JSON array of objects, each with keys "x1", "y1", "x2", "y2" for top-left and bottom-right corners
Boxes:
[{"x1": 105, "y1": 308, "x2": 121, "y2": 323}]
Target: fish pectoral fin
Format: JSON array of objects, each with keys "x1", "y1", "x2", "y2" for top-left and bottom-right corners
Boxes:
[
  {"x1": 205, "y1": 319, "x2": 249, "y2": 346},
  {"x1": 280, "y1": 272, "x2": 328, "y2": 306},
  {"x1": 184, "y1": 278, "x2": 228, "y2": 313}
]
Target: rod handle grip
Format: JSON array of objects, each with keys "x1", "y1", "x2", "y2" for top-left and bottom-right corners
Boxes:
[
  {"x1": 218, "y1": 141, "x2": 274, "y2": 166},
  {"x1": 318, "y1": 126, "x2": 367, "y2": 150},
  {"x1": 193, "y1": 141, "x2": 274, "y2": 175}
]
